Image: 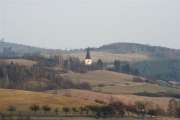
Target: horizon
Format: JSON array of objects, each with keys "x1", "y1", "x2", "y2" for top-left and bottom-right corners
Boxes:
[
  {"x1": 1, "y1": 38, "x2": 180, "y2": 50},
  {"x1": 0, "y1": 0, "x2": 180, "y2": 49}
]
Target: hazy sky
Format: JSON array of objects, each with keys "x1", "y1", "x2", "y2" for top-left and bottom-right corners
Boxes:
[{"x1": 0, "y1": 0, "x2": 180, "y2": 49}]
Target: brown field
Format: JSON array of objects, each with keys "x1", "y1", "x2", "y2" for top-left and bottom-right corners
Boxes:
[
  {"x1": 0, "y1": 59, "x2": 37, "y2": 67},
  {"x1": 62, "y1": 70, "x2": 180, "y2": 94},
  {"x1": 65, "y1": 51, "x2": 151, "y2": 62},
  {"x1": 0, "y1": 88, "x2": 175, "y2": 112},
  {"x1": 48, "y1": 89, "x2": 174, "y2": 110},
  {"x1": 0, "y1": 89, "x2": 95, "y2": 111}
]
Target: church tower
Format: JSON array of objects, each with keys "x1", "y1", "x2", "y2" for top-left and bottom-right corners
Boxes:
[{"x1": 85, "y1": 48, "x2": 92, "y2": 65}]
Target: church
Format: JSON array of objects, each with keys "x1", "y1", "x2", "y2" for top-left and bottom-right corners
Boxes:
[{"x1": 84, "y1": 48, "x2": 92, "y2": 65}]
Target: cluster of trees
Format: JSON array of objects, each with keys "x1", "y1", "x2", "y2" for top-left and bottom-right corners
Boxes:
[
  {"x1": 111, "y1": 60, "x2": 139, "y2": 75},
  {"x1": 0, "y1": 58, "x2": 92, "y2": 91},
  {"x1": 63, "y1": 57, "x2": 104, "y2": 72},
  {"x1": 132, "y1": 59, "x2": 180, "y2": 82},
  {"x1": 167, "y1": 98, "x2": 180, "y2": 117},
  {"x1": 0, "y1": 63, "x2": 32, "y2": 89},
  {"x1": 4, "y1": 101, "x2": 166, "y2": 118},
  {"x1": 4, "y1": 98, "x2": 180, "y2": 119}
]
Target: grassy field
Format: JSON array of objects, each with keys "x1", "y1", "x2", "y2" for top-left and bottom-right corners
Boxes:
[
  {"x1": 0, "y1": 88, "x2": 175, "y2": 112},
  {"x1": 62, "y1": 70, "x2": 180, "y2": 95},
  {"x1": 48, "y1": 89, "x2": 173, "y2": 110},
  {"x1": 0, "y1": 59, "x2": 37, "y2": 67},
  {"x1": 0, "y1": 89, "x2": 95, "y2": 111},
  {"x1": 65, "y1": 51, "x2": 151, "y2": 62}
]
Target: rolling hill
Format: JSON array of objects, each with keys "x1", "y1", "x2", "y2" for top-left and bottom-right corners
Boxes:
[
  {"x1": 1, "y1": 41, "x2": 180, "y2": 61},
  {"x1": 0, "y1": 41, "x2": 62, "y2": 56},
  {"x1": 65, "y1": 42, "x2": 180, "y2": 62},
  {"x1": 62, "y1": 70, "x2": 180, "y2": 95},
  {"x1": 1, "y1": 41, "x2": 180, "y2": 81},
  {"x1": 97, "y1": 42, "x2": 180, "y2": 59}
]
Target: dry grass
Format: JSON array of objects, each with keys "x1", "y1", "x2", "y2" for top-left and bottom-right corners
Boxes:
[
  {"x1": 62, "y1": 70, "x2": 175, "y2": 94},
  {"x1": 0, "y1": 89, "x2": 95, "y2": 111},
  {"x1": 0, "y1": 59, "x2": 37, "y2": 67},
  {"x1": 0, "y1": 88, "x2": 177, "y2": 113},
  {"x1": 48, "y1": 89, "x2": 174, "y2": 110},
  {"x1": 65, "y1": 51, "x2": 151, "y2": 62},
  {"x1": 63, "y1": 70, "x2": 136, "y2": 85}
]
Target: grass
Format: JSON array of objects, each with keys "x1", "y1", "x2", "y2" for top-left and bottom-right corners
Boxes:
[
  {"x1": 63, "y1": 70, "x2": 180, "y2": 95},
  {"x1": 0, "y1": 89, "x2": 95, "y2": 111},
  {"x1": 48, "y1": 89, "x2": 174, "y2": 110},
  {"x1": 0, "y1": 87, "x2": 174, "y2": 112},
  {"x1": 0, "y1": 59, "x2": 37, "y2": 67}
]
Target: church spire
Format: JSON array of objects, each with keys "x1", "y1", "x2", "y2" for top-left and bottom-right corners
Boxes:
[
  {"x1": 86, "y1": 48, "x2": 91, "y2": 59},
  {"x1": 85, "y1": 47, "x2": 92, "y2": 65}
]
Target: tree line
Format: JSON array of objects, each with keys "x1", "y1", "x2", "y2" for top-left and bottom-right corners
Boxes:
[{"x1": 0, "y1": 58, "x2": 92, "y2": 91}]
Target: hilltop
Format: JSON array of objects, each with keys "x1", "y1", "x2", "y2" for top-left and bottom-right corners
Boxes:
[
  {"x1": 1, "y1": 41, "x2": 180, "y2": 61},
  {"x1": 65, "y1": 42, "x2": 180, "y2": 62},
  {"x1": 0, "y1": 41, "x2": 62, "y2": 56},
  {"x1": 97, "y1": 42, "x2": 180, "y2": 59}
]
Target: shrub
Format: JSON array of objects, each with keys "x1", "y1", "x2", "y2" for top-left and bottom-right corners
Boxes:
[
  {"x1": 30, "y1": 104, "x2": 40, "y2": 113},
  {"x1": 54, "y1": 108, "x2": 59, "y2": 115},
  {"x1": 7, "y1": 106, "x2": 16, "y2": 113},
  {"x1": 42, "y1": 105, "x2": 51, "y2": 113},
  {"x1": 62, "y1": 107, "x2": 70, "y2": 114}
]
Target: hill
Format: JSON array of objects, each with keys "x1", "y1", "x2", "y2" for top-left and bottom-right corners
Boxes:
[
  {"x1": 65, "y1": 42, "x2": 180, "y2": 62},
  {"x1": 97, "y1": 42, "x2": 180, "y2": 59},
  {"x1": 1, "y1": 41, "x2": 180, "y2": 61},
  {"x1": 62, "y1": 70, "x2": 180, "y2": 95},
  {"x1": 0, "y1": 41, "x2": 62, "y2": 57},
  {"x1": 1, "y1": 41, "x2": 180, "y2": 81}
]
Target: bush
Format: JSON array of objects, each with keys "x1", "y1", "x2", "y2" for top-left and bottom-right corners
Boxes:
[
  {"x1": 7, "y1": 106, "x2": 16, "y2": 113},
  {"x1": 62, "y1": 107, "x2": 70, "y2": 114},
  {"x1": 42, "y1": 105, "x2": 51, "y2": 113},
  {"x1": 95, "y1": 99, "x2": 106, "y2": 104},
  {"x1": 30, "y1": 104, "x2": 40, "y2": 113}
]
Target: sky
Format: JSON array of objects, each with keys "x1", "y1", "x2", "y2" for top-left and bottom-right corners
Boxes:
[{"x1": 0, "y1": 0, "x2": 180, "y2": 49}]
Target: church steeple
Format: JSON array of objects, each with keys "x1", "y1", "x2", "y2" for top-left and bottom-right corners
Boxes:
[
  {"x1": 86, "y1": 48, "x2": 91, "y2": 59},
  {"x1": 85, "y1": 48, "x2": 92, "y2": 65}
]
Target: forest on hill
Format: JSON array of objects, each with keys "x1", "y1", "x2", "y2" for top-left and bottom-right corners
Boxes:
[{"x1": 0, "y1": 41, "x2": 180, "y2": 82}]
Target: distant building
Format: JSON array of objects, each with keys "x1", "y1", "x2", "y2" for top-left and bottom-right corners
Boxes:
[{"x1": 84, "y1": 48, "x2": 92, "y2": 65}]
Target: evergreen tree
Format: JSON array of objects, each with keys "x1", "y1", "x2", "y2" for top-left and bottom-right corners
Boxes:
[{"x1": 96, "y1": 59, "x2": 104, "y2": 70}]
